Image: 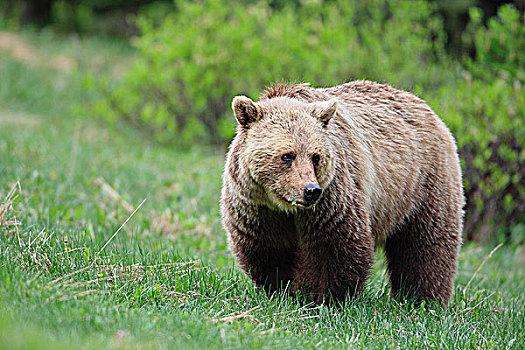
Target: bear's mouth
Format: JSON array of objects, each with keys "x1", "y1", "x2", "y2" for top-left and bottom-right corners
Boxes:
[
  {"x1": 290, "y1": 200, "x2": 311, "y2": 208},
  {"x1": 273, "y1": 193, "x2": 318, "y2": 209},
  {"x1": 278, "y1": 195, "x2": 313, "y2": 208}
]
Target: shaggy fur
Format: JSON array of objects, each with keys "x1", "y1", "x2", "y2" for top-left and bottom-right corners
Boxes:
[{"x1": 221, "y1": 80, "x2": 464, "y2": 306}]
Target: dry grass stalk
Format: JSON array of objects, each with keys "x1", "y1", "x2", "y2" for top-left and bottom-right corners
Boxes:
[
  {"x1": 210, "y1": 306, "x2": 262, "y2": 324},
  {"x1": 57, "y1": 289, "x2": 110, "y2": 302},
  {"x1": 95, "y1": 177, "x2": 134, "y2": 213},
  {"x1": 261, "y1": 302, "x2": 318, "y2": 320},
  {"x1": 48, "y1": 265, "x2": 93, "y2": 285},
  {"x1": 45, "y1": 260, "x2": 203, "y2": 303},
  {"x1": 167, "y1": 290, "x2": 205, "y2": 303},
  {"x1": 260, "y1": 323, "x2": 282, "y2": 335},
  {"x1": 462, "y1": 292, "x2": 496, "y2": 313},
  {"x1": 90, "y1": 260, "x2": 203, "y2": 282},
  {"x1": 0, "y1": 181, "x2": 21, "y2": 237},
  {"x1": 56, "y1": 247, "x2": 87, "y2": 255},
  {"x1": 95, "y1": 197, "x2": 147, "y2": 258},
  {"x1": 16, "y1": 227, "x2": 55, "y2": 273},
  {"x1": 463, "y1": 243, "x2": 504, "y2": 298},
  {"x1": 51, "y1": 260, "x2": 202, "y2": 287}
]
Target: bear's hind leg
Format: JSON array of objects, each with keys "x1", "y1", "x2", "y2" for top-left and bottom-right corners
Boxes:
[{"x1": 385, "y1": 196, "x2": 462, "y2": 306}]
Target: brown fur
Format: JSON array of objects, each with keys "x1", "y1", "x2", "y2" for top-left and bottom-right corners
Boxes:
[{"x1": 221, "y1": 80, "x2": 464, "y2": 306}]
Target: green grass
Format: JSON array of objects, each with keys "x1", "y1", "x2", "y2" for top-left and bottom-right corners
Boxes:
[{"x1": 1, "y1": 30, "x2": 524, "y2": 349}]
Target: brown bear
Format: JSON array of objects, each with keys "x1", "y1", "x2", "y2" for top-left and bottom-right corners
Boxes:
[{"x1": 221, "y1": 80, "x2": 463, "y2": 306}]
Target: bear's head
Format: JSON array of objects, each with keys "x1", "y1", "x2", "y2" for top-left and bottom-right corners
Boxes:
[{"x1": 232, "y1": 95, "x2": 337, "y2": 211}]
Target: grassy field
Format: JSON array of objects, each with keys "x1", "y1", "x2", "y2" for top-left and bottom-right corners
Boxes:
[{"x1": 1, "y1": 30, "x2": 524, "y2": 349}]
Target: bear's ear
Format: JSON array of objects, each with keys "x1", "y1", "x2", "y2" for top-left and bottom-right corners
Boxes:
[
  {"x1": 232, "y1": 96, "x2": 260, "y2": 127},
  {"x1": 311, "y1": 99, "x2": 337, "y2": 127}
]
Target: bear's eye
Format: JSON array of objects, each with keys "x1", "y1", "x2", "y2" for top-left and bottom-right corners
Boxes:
[
  {"x1": 312, "y1": 154, "x2": 321, "y2": 166},
  {"x1": 281, "y1": 153, "x2": 295, "y2": 163}
]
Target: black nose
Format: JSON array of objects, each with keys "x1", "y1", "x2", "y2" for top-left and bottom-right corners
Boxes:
[{"x1": 303, "y1": 183, "x2": 322, "y2": 205}]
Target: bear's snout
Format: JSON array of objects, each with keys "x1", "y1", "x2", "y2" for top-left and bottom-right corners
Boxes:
[{"x1": 303, "y1": 183, "x2": 322, "y2": 205}]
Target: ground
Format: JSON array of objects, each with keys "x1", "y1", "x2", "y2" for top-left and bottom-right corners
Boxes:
[{"x1": 0, "y1": 30, "x2": 524, "y2": 349}]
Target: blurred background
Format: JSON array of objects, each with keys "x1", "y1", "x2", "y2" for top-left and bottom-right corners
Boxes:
[{"x1": 1, "y1": 0, "x2": 524, "y2": 244}]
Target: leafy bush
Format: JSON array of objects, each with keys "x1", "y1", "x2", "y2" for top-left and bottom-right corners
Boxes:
[
  {"x1": 435, "y1": 76, "x2": 524, "y2": 241},
  {"x1": 91, "y1": 0, "x2": 448, "y2": 144},
  {"x1": 52, "y1": 0, "x2": 95, "y2": 33},
  {"x1": 88, "y1": 1, "x2": 524, "y2": 242},
  {"x1": 466, "y1": 5, "x2": 525, "y2": 82},
  {"x1": 433, "y1": 4, "x2": 524, "y2": 241}
]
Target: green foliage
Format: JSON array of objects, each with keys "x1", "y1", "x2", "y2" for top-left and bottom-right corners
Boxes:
[
  {"x1": 433, "y1": 4, "x2": 525, "y2": 241},
  {"x1": 89, "y1": 1, "x2": 524, "y2": 241},
  {"x1": 467, "y1": 5, "x2": 525, "y2": 82},
  {"x1": 85, "y1": 1, "x2": 525, "y2": 241},
  {"x1": 52, "y1": 1, "x2": 95, "y2": 33},
  {"x1": 436, "y1": 75, "x2": 524, "y2": 241},
  {"x1": 92, "y1": 0, "x2": 447, "y2": 144}
]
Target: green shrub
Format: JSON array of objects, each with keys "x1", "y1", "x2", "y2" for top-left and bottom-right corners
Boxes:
[
  {"x1": 91, "y1": 0, "x2": 448, "y2": 144},
  {"x1": 435, "y1": 76, "x2": 524, "y2": 241},
  {"x1": 466, "y1": 5, "x2": 525, "y2": 82},
  {"x1": 52, "y1": 0, "x2": 95, "y2": 33},
  {"x1": 433, "y1": 4, "x2": 524, "y2": 241},
  {"x1": 87, "y1": 1, "x2": 524, "y2": 242}
]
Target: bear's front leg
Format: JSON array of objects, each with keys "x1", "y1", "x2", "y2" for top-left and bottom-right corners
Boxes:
[
  {"x1": 295, "y1": 202, "x2": 374, "y2": 305},
  {"x1": 223, "y1": 202, "x2": 298, "y2": 296}
]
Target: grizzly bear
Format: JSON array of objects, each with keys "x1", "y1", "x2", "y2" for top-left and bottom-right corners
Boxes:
[{"x1": 221, "y1": 81, "x2": 463, "y2": 306}]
